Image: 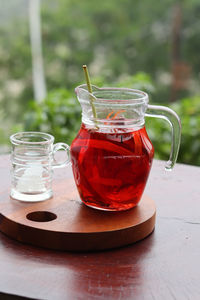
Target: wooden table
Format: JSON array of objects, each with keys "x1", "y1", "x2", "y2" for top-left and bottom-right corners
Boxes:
[{"x1": 0, "y1": 155, "x2": 199, "y2": 300}]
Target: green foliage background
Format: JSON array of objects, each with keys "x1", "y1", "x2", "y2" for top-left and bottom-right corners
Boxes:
[
  {"x1": 0, "y1": 0, "x2": 200, "y2": 166},
  {"x1": 24, "y1": 76, "x2": 200, "y2": 166}
]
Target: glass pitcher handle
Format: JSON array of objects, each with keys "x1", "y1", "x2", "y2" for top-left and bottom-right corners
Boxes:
[{"x1": 145, "y1": 104, "x2": 181, "y2": 171}]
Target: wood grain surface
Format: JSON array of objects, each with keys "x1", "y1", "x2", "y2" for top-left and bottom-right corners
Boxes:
[
  {"x1": 0, "y1": 186, "x2": 156, "y2": 251},
  {"x1": 0, "y1": 155, "x2": 200, "y2": 300}
]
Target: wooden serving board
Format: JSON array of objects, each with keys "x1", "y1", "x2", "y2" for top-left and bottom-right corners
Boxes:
[{"x1": 0, "y1": 163, "x2": 156, "y2": 252}]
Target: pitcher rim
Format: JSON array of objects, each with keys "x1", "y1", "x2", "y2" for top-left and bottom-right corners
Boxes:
[{"x1": 75, "y1": 84, "x2": 149, "y2": 104}]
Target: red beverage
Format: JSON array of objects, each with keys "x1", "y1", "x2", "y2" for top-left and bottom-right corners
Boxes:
[{"x1": 70, "y1": 124, "x2": 154, "y2": 211}]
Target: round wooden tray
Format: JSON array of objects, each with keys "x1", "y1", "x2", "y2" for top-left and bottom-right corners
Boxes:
[{"x1": 0, "y1": 166, "x2": 156, "y2": 252}]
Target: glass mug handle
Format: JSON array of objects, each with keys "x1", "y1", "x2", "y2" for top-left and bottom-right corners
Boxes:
[
  {"x1": 145, "y1": 104, "x2": 181, "y2": 171},
  {"x1": 52, "y1": 142, "x2": 71, "y2": 168}
]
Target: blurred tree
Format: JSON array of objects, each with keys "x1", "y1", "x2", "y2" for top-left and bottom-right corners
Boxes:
[
  {"x1": 1, "y1": 0, "x2": 200, "y2": 116},
  {"x1": 24, "y1": 88, "x2": 81, "y2": 144},
  {"x1": 146, "y1": 96, "x2": 200, "y2": 166}
]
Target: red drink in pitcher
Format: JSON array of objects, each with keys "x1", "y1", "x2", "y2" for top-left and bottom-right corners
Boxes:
[
  {"x1": 70, "y1": 84, "x2": 181, "y2": 211},
  {"x1": 71, "y1": 124, "x2": 154, "y2": 211}
]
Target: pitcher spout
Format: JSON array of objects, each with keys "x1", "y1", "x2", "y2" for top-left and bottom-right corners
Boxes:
[{"x1": 75, "y1": 84, "x2": 98, "y2": 102}]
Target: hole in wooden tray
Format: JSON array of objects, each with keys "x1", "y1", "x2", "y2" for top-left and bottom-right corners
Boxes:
[{"x1": 26, "y1": 211, "x2": 57, "y2": 222}]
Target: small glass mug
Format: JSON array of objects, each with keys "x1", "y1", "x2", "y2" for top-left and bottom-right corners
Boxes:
[{"x1": 10, "y1": 132, "x2": 70, "y2": 202}]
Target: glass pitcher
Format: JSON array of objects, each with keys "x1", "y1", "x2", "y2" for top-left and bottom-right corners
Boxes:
[{"x1": 69, "y1": 84, "x2": 181, "y2": 211}]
